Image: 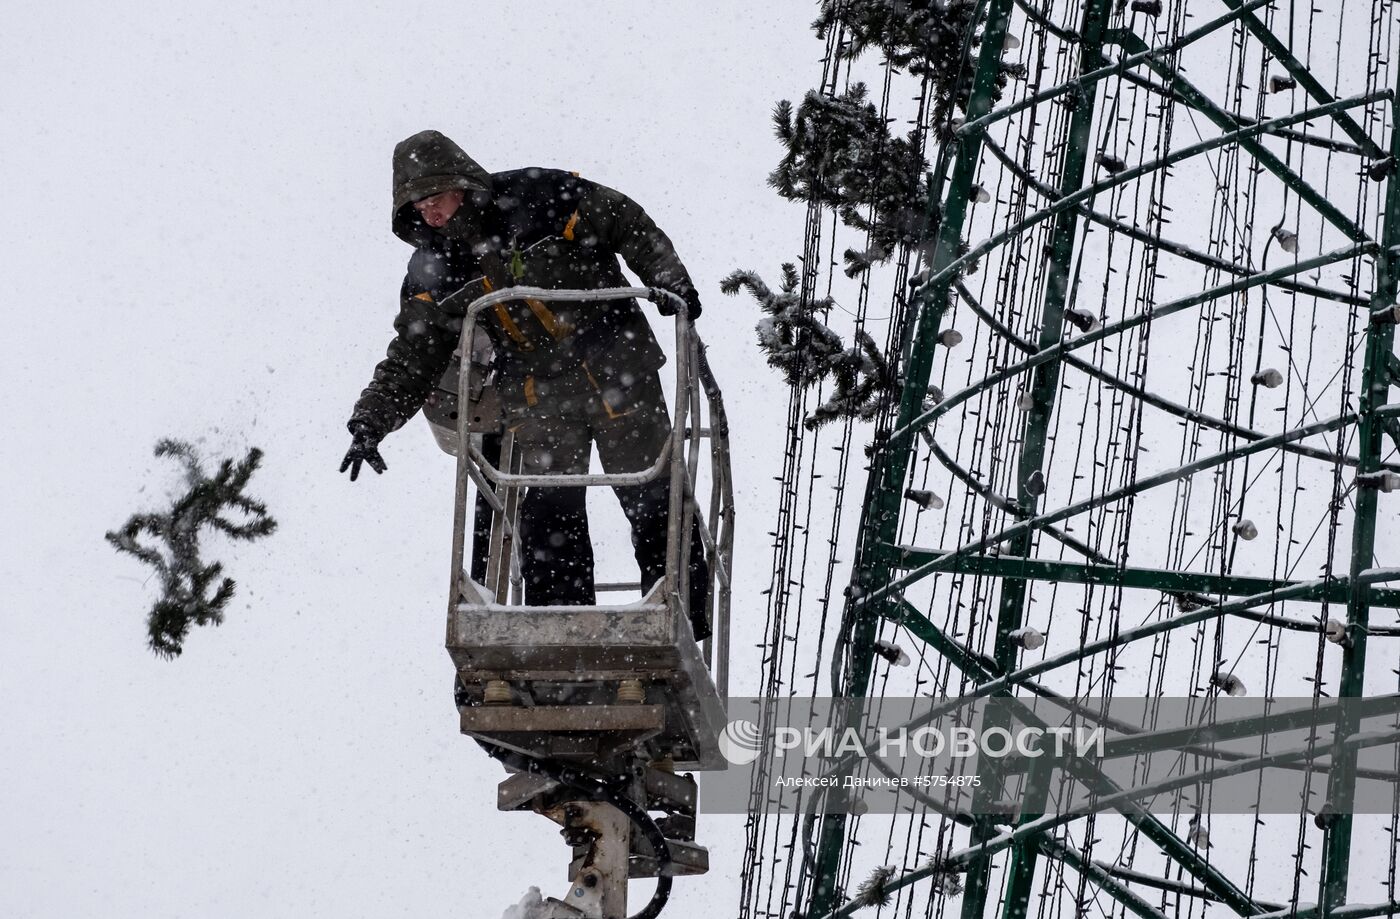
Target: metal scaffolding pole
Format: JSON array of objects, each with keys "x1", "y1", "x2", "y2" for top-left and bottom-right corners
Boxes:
[
  {"x1": 786, "y1": 4, "x2": 1398, "y2": 919},
  {"x1": 801, "y1": 2, "x2": 1017, "y2": 915},
  {"x1": 963, "y1": 5, "x2": 1113, "y2": 918},
  {"x1": 1320, "y1": 65, "x2": 1400, "y2": 918}
]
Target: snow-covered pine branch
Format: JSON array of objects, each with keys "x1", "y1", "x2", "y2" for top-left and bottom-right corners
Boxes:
[{"x1": 105, "y1": 439, "x2": 277, "y2": 657}]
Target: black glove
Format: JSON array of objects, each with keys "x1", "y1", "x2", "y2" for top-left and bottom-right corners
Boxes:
[
  {"x1": 340, "y1": 424, "x2": 387, "y2": 481},
  {"x1": 656, "y1": 288, "x2": 702, "y2": 320}
]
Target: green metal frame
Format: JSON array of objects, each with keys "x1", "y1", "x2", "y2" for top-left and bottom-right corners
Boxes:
[
  {"x1": 816, "y1": 728, "x2": 1400, "y2": 919},
  {"x1": 798, "y1": 3, "x2": 1400, "y2": 918},
  {"x1": 964, "y1": 4, "x2": 1113, "y2": 915},
  {"x1": 1321, "y1": 58, "x2": 1400, "y2": 918},
  {"x1": 804, "y1": 1, "x2": 1018, "y2": 914},
  {"x1": 1217, "y1": 0, "x2": 1385, "y2": 160},
  {"x1": 887, "y1": 548, "x2": 1400, "y2": 612}
]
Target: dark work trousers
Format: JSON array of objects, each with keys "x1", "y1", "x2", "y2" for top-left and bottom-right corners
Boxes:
[
  {"x1": 502, "y1": 365, "x2": 711, "y2": 640},
  {"x1": 469, "y1": 431, "x2": 504, "y2": 585}
]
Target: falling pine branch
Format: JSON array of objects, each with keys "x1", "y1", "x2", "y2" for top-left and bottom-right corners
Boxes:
[
  {"x1": 105, "y1": 439, "x2": 277, "y2": 658},
  {"x1": 769, "y1": 84, "x2": 936, "y2": 272},
  {"x1": 923, "y1": 856, "x2": 966, "y2": 896},
  {"x1": 734, "y1": 1, "x2": 994, "y2": 425},
  {"x1": 852, "y1": 864, "x2": 898, "y2": 908},
  {"x1": 722, "y1": 263, "x2": 842, "y2": 387},
  {"x1": 722, "y1": 268, "x2": 900, "y2": 430},
  {"x1": 805, "y1": 329, "x2": 899, "y2": 431},
  {"x1": 814, "y1": 0, "x2": 988, "y2": 128},
  {"x1": 842, "y1": 241, "x2": 896, "y2": 279}
]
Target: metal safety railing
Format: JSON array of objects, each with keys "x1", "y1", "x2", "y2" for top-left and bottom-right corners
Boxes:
[{"x1": 441, "y1": 285, "x2": 734, "y2": 698}]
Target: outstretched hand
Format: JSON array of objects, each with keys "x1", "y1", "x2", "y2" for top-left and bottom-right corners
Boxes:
[{"x1": 340, "y1": 428, "x2": 387, "y2": 481}]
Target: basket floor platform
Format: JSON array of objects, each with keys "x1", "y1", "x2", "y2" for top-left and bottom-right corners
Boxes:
[{"x1": 448, "y1": 584, "x2": 728, "y2": 772}]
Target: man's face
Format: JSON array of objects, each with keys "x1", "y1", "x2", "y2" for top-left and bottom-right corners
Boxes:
[{"x1": 413, "y1": 189, "x2": 465, "y2": 228}]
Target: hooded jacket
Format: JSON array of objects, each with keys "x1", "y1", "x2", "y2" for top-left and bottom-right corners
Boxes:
[{"x1": 349, "y1": 130, "x2": 699, "y2": 440}]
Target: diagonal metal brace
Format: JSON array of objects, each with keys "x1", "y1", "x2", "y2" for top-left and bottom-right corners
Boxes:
[
  {"x1": 883, "y1": 598, "x2": 1263, "y2": 916},
  {"x1": 886, "y1": 546, "x2": 1400, "y2": 610},
  {"x1": 1219, "y1": 0, "x2": 1386, "y2": 160},
  {"x1": 1037, "y1": 835, "x2": 1171, "y2": 919},
  {"x1": 1112, "y1": 29, "x2": 1373, "y2": 244}
]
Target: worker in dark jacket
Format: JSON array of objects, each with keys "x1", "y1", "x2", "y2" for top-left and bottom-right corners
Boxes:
[{"x1": 341, "y1": 130, "x2": 710, "y2": 639}]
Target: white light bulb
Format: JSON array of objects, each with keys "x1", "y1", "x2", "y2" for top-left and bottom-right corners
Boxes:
[
  {"x1": 1371, "y1": 303, "x2": 1400, "y2": 325},
  {"x1": 905, "y1": 488, "x2": 944, "y2": 510},
  {"x1": 1212, "y1": 671, "x2": 1247, "y2": 697},
  {"x1": 1010, "y1": 627, "x2": 1045, "y2": 651},
  {"x1": 1066, "y1": 309, "x2": 1101, "y2": 333},
  {"x1": 874, "y1": 639, "x2": 911, "y2": 667},
  {"x1": 1272, "y1": 226, "x2": 1299, "y2": 254},
  {"x1": 1097, "y1": 153, "x2": 1127, "y2": 174},
  {"x1": 1325, "y1": 619, "x2": 1347, "y2": 644},
  {"x1": 1359, "y1": 471, "x2": 1400, "y2": 492}
]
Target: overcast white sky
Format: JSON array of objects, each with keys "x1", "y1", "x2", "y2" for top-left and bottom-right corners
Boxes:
[{"x1": 0, "y1": 2, "x2": 815, "y2": 916}]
